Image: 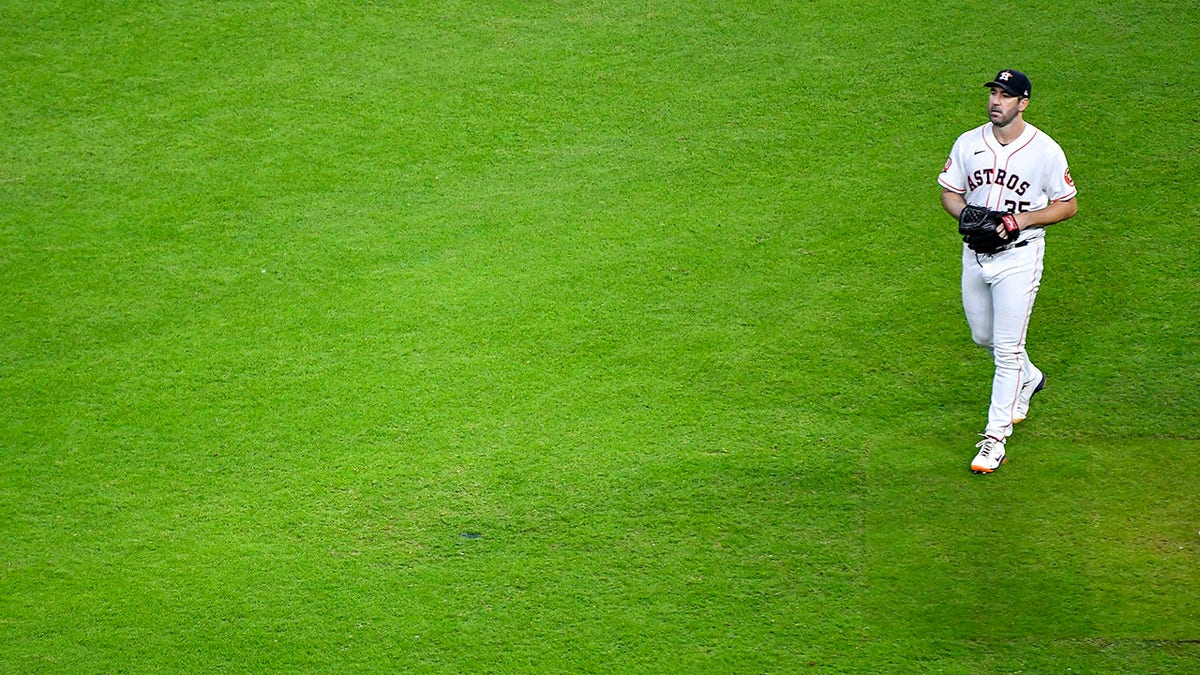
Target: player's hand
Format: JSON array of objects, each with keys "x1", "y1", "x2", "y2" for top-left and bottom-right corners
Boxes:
[
  {"x1": 996, "y1": 213, "x2": 1020, "y2": 240},
  {"x1": 959, "y1": 205, "x2": 1018, "y2": 254}
]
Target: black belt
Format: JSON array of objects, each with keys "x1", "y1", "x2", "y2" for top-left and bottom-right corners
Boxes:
[
  {"x1": 974, "y1": 239, "x2": 1030, "y2": 259},
  {"x1": 991, "y1": 240, "x2": 1031, "y2": 253}
]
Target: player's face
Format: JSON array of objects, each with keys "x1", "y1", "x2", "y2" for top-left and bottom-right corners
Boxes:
[{"x1": 987, "y1": 87, "x2": 1028, "y2": 127}]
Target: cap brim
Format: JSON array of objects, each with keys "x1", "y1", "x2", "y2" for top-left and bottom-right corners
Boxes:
[{"x1": 983, "y1": 81, "x2": 1026, "y2": 97}]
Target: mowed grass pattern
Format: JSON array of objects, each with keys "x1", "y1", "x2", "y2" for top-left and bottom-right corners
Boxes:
[{"x1": 2, "y1": 1, "x2": 1197, "y2": 671}]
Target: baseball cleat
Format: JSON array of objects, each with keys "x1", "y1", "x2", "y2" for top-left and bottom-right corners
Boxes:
[
  {"x1": 971, "y1": 435, "x2": 1007, "y2": 474},
  {"x1": 1013, "y1": 369, "x2": 1046, "y2": 424}
]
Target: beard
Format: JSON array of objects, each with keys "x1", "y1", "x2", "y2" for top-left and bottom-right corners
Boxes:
[{"x1": 989, "y1": 106, "x2": 1021, "y2": 128}]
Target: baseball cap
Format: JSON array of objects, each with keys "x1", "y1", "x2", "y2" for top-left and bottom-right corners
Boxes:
[{"x1": 983, "y1": 69, "x2": 1031, "y2": 98}]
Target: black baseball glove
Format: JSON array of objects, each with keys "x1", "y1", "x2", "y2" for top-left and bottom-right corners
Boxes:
[{"x1": 958, "y1": 204, "x2": 1020, "y2": 254}]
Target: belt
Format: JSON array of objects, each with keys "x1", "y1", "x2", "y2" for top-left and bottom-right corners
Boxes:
[{"x1": 983, "y1": 240, "x2": 1030, "y2": 255}]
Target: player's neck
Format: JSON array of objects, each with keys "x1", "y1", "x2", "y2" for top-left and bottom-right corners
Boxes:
[{"x1": 992, "y1": 118, "x2": 1027, "y2": 145}]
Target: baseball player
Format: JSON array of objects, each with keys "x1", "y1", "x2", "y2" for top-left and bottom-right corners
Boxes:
[{"x1": 937, "y1": 69, "x2": 1078, "y2": 474}]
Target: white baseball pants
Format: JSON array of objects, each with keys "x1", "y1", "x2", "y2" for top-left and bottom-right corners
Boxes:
[{"x1": 961, "y1": 239, "x2": 1045, "y2": 440}]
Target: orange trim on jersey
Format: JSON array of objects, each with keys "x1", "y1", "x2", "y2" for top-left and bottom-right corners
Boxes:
[{"x1": 938, "y1": 177, "x2": 966, "y2": 193}]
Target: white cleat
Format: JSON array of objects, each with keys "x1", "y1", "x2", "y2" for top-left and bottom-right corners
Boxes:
[
  {"x1": 1013, "y1": 369, "x2": 1046, "y2": 424},
  {"x1": 971, "y1": 435, "x2": 1007, "y2": 474}
]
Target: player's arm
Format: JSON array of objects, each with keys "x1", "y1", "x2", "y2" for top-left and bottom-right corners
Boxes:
[
  {"x1": 941, "y1": 190, "x2": 967, "y2": 219},
  {"x1": 1012, "y1": 198, "x2": 1077, "y2": 231}
]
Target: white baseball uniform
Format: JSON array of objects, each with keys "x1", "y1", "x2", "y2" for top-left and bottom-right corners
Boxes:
[{"x1": 938, "y1": 121, "x2": 1077, "y2": 440}]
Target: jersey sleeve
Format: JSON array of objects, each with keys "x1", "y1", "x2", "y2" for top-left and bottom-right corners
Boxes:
[
  {"x1": 937, "y1": 139, "x2": 967, "y2": 193},
  {"x1": 1043, "y1": 141, "x2": 1078, "y2": 202}
]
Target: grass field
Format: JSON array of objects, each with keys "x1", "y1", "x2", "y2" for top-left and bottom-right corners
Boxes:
[{"x1": 2, "y1": 0, "x2": 1198, "y2": 671}]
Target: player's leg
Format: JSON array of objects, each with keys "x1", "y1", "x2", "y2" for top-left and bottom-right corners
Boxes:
[
  {"x1": 1013, "y1": 362, "x2": 1046, "y2": 423},
  {"x1": 983, "y1": 240, "x2": 1045, "y2": 440},
  {"x1": 1014, "y1": 291, "x2": 1046, "y2": 423},
  {"x1": 963, "y1": 246, "x2": 1007, "y2": 472},
  {"x1": 961, "y1": 246, "x2": 993, "y2": 351}
]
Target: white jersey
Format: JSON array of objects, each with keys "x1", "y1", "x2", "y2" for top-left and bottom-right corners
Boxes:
[{"x1": 938, "y1": 121, "x2": 1076, "y2": 243}]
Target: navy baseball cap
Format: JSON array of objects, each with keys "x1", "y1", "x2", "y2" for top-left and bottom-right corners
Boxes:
[{"x1": 984, "y1": 69, "x2": 1031, "y2": 98}]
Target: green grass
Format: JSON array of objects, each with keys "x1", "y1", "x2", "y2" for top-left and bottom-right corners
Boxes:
[{"x1": 2, "y1": 0, "x2": 1197, "y2": 671}]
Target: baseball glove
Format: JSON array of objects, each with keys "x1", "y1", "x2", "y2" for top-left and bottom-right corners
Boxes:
[{"x1": 958, "y1": 204, "x2": 1020, "y2": 254}]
